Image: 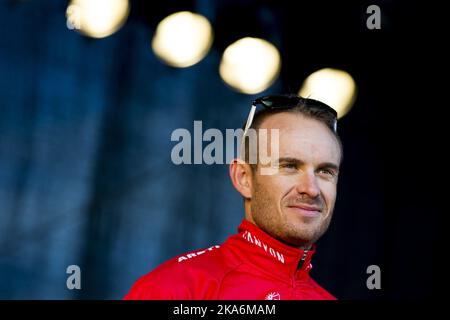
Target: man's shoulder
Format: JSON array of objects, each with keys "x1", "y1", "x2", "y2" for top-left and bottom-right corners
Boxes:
[
  {"x1": 151, "y1": 244, "x2": 231, "y2": 277},
  {"x1": 124, "y1": 243, "x2": 239, "y2": 299}
]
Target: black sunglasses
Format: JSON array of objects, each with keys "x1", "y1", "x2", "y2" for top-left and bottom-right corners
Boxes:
[{"x1": 242, "y1": 95, "x2": 338, "y2": 138}]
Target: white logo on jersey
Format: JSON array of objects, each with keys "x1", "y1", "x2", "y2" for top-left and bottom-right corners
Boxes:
[
  {"x1": 177, "y1": 245, "x2": 220, "y2": 262},
  {"x1": 265, "y1": 292, "x2": 281, "y2": 300},
  {"x1": 242, "y1": 231, "x2": 285, "y2": 263}
]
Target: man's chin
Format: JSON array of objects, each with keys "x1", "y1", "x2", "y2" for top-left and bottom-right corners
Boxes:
[{"x1": 284, "y1": 220, "x2": 324, "y2": 246}]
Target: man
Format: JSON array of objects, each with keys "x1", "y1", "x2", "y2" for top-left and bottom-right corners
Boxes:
[{"x1": 124, "y1": 94, "x2": 341, "y2": 300}]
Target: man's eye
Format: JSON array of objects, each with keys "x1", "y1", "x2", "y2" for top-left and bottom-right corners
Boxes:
[
  {"x1": 318, "y1": 169, "x2": 335, "y2": 177},
  {"x1": 281, "y1": 163, "x2": 297, "y2": 170}
]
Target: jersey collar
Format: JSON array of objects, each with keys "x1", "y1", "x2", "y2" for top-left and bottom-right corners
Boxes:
[{"x1": 225, "y1": 219, "x2": 316, "y2": 280}]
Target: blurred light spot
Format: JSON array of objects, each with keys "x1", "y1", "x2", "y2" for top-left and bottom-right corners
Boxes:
[
  {"x1": 152, "y1": 11, "x2": 213, "y2": 68},
  {"x1": 299, "y1": 68, "x2": 357, "y2": 118},
  {"x1": 66, "y1": 0, "x2": 130, "y2": 39},
  {"x1": 219, "y1": 37, "x2": 281, "y2": 94}
]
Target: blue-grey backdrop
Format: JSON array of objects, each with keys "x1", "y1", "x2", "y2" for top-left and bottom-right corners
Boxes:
[{"x1": 0, "y1": 0, "x2": 432, "y2": 299}]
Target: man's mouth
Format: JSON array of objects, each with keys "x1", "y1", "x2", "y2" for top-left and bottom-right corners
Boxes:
[{"x1": 287, "y1": 204, "x2": 322, "y2": 217}]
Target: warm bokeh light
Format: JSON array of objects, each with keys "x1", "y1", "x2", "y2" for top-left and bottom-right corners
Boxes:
[
  {"x1": 66, "y1": 0, "x2": 130, "y2": 39},
  {"x1": 219, "y1": 37, "x2": 281, "y2": 94},
  {"x1": 152, "y1": 11, "x2": 213, "y2": 68},
  {"x1": 299, "y1": 68, "x2": 357, "y2": 118}
]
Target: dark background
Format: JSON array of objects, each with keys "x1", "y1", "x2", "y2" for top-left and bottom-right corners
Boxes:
[{"x1": 0, "y1": 0, "x2": 434, "y2": 299}]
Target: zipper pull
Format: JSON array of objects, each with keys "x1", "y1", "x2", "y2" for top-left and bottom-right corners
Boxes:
[{"x1": 297, "y1": 248, "x2": 309, "y2": 270}]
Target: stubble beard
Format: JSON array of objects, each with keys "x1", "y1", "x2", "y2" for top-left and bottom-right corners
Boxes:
[{"x1": 250, "y1": 179, "x2": 334, "y2": 248}]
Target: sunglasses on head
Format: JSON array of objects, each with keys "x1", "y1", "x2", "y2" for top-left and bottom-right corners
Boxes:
[{"x1": 243, "y1": 95, "x2": 338, "y2": 137}]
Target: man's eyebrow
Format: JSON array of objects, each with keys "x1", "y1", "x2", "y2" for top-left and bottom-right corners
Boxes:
[
  {"x1": 318, "y1": 162, "x2": 340, "y2": 172},
  {"x1": 278, "y1": 157, "x2": 304, "y2": 164},
  {"x1": 278, "y1": 157, "x2": 339, "y2": 171}
]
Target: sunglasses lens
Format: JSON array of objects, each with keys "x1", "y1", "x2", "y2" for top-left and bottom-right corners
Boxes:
[{"x1": 259, "y1": 95, "x2": 300, "y2": 109}]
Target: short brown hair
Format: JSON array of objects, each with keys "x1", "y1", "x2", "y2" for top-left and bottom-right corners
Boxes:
[{"x1": 241, "y1": 95, "x2": 343, "y2": 169}]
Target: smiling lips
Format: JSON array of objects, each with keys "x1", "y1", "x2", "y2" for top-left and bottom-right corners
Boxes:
[{"x1": 287, "y1": 204, "x2": 322, "y2": 217}]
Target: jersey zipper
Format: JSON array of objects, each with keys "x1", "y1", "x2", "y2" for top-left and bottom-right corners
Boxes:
[
  {"x1": 298, "y1": 248, "x2": 309, "y2": 270},
  {"x1": 292, "y1": 248, "x2": 309, "y2": 289}
]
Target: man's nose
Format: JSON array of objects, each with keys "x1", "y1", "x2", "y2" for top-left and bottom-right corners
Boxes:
[{"x1": 295, "y1": 170, "x2": 320, "y2": 198}]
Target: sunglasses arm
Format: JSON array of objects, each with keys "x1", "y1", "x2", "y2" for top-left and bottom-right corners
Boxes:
[
  {"x1": 239, "y1": 104, "x2": 256, "y2": 160},
  {"x1": 243, "y1": 104, "x2": 256, "y2": 137}
]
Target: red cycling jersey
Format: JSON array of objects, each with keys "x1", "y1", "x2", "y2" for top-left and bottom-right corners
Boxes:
[{"x1": 124, "y1": 219, "x2": 336, "y2": 300}]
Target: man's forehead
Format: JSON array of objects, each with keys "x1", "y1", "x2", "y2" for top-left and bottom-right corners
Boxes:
[
  {"x1": 258, "y1": 112, "x2": 321, "y2": 131},
  {"x1": 258, "y1": 112, "x2": 341, "y2": 164}
]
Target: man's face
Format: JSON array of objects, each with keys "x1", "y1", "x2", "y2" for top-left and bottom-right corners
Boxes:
[{"x1": 249, "y1": 112, "x2": 341, "y2": 248}]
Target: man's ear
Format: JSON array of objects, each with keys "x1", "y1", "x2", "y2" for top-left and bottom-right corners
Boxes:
[{"x1": 229, "y1": 158, "x2": 253, "y2": 199}]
